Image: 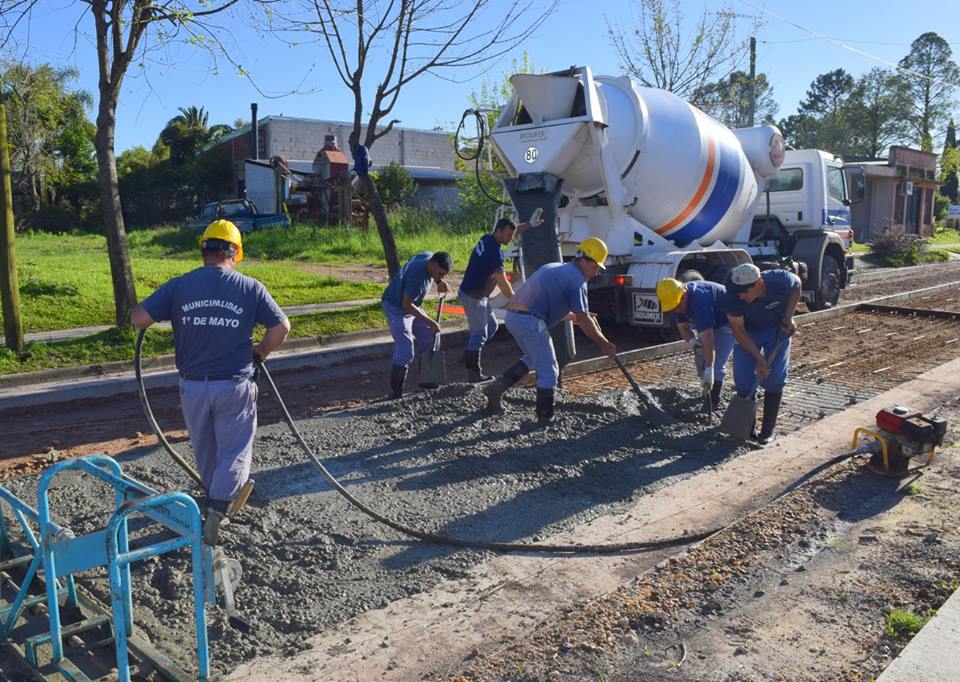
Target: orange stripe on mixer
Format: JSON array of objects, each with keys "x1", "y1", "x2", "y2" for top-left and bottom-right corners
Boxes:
[{"x1": 656, "y1": 136, "x2": 716, "y2": 235}]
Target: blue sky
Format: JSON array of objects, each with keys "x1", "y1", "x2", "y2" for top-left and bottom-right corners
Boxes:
[{"x1": 16, "y1": 0, "x2": 960, "y2": 153}]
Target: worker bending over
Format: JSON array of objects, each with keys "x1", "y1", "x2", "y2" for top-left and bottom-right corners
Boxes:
[
  {"x1": 459, "y1": 209, "x2": 544, "y2": 382},
  {"x1": 382, "y1": 251, "x2": 452, "y2": 398},
  {"x1": 484, "y1": 237, "x2": 617, "y2": 425},
  {"x1": 131, "y1": 220, "x2": 290, "y2": 516},
  {"x1": 725, "y1": 263, "x2": 801, "y2": 444},
  {"x1": 657, "y1": 277, "x2": 733, "y2": 406}
]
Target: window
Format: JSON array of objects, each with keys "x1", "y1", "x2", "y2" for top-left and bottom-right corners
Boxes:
[
  {"x1": 827, "y1": 166, "x2": 846, "y2": 202},
  {"x1": 924, "y1": 188, "x2": 933, "y2": 225},
  {"x1": 767, "y1": 168, "x2": 803, "y2": 192}
]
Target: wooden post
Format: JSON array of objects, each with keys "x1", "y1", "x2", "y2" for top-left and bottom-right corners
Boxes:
[{"x1": 0, "y1": 94, "x2": 24, "y2": 354}]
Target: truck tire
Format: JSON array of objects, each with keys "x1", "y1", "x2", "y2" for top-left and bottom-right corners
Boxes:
[{"x1": 809, "y1": 256, "x2": 841, "y2": 311}]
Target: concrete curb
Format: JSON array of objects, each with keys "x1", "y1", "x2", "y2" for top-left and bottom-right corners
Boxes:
[{"x1": 877, "y1": 586, "x2": 960, "y2": 681}]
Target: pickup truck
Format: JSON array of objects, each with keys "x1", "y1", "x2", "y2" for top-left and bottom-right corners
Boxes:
[{"x1": 186, "y1": 199, "x2": 289, "y2": 234}]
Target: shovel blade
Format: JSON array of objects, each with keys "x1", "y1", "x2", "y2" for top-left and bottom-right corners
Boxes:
[
  {"x1": 419, "y1": 350, "x2": 447, "y2": 385},
  {"x1": 719, "y1": 394, "x2": 757, "y2": 440}
]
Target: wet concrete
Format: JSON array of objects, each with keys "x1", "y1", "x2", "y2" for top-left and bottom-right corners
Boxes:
[{"x1": 0, "y1": 382, "x2": 749, "y2": 677}]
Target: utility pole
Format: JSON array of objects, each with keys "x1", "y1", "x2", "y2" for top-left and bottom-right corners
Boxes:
[
  {"x1": 0, "y1": 87, "x2": 24, "y2": 354},
  {"x1": 747, "y1": 36, "x2": 757, "y2": 127}
]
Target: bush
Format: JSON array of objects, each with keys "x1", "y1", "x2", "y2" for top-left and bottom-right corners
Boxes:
[
  {"x1": 372, "y1": 162, "x2": 416, "y2": 208},
  {"x1": 871, "y1": 230, "x2": 925, "y2": 267}
]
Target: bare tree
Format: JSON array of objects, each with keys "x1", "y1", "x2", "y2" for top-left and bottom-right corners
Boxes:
[
  {"x1": 607, "y1": 0, "x2": 758, "y2": 106},
  {"x1": 266, "y1": 0, "x2": 556, "y2": 277},
  {"x1": 0, "y1": 1, "x2": 243, "y2": 327}
]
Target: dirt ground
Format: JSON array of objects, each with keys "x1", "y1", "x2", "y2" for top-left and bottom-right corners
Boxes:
[{"x1": 446, "y1": 404, "x2": 960, "y2": 682}]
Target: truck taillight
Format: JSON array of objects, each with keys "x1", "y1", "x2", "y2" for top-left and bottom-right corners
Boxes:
[{"x1": 616, "y1": 275, "x2": 632, "y2": 286}]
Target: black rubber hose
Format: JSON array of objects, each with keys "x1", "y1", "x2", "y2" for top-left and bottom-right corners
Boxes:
[
  {"x1": 135, "y1": 330, "x2": 204, "y2": 488},
  {"x1": 454, "y1": 109, "x2": 511, "y2": 208},
  {"x1": 134, "y1": 331, "x2": 867, "y2": 555},
  {"x1": 134, "y1": 329, "x2": 714, "y2": 553}
]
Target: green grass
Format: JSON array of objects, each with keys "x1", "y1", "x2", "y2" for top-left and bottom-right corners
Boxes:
[
  {"x1": 849, "y1": 241, "x2": 871, "y2": 254},
  {"x1": 2, "y1": 210, "x2": 482, "y2": 335},
  {"x1": 0, "y1": 300, "x2": 458, "y2": 376},
  {"x1": 885, "y1": 609, "x2": 930, "y2": 640},
  {"x1": 901, "y1": 483, "x2": 923, "y2": 496},
  {"x1": 929, "y1": 226, "x2": 960, "y2": 244}
]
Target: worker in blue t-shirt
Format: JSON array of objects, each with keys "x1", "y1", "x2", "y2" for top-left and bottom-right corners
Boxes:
[
  {"x1": 725, "y1": 263, "x2": 802, "y2": 444},
  {"x1": 458, "y1": 209, "x2": 545, "y2": 383},
  {"x1": 484, "y1": 237, "x2": 617, "y2": 426},
  {"x1": 131, "y1": 220, "x2": 290, "y2": 518},
  {"x1": 381, "y1": 251, "x2": 452, "y2": 398},
  {"x1": 656, "y1": 277, "x2": 733, "y2": 406}
]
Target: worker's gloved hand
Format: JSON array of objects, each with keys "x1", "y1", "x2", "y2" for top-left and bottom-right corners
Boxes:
[
  {"x1": 686, "y1": 337, "x2": 702, "y2": 351},
  {"x1": 701, "y1": 365, "x2": 714, "y2": 392},
  {"x1": 528, "y1": 207, "x2": 544, "y2": 227}
]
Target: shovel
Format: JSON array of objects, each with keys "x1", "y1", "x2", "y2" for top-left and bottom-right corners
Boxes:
[
  {"x1": 718, "y1": 334, "x2": 791, "y2": 440},
  {"x1": 691, "y1": 340, "x2": 712, "y2": 417},
  {"x1": 418, "y1": 295, "x2": 446, "y2": 388},
  {"x1": 614, "y1": 355, "x2": 675, "y2": 426}
]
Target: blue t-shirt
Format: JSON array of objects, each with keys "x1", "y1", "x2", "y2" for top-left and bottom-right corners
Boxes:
[
  {"x1": 142, "y1": 266, "x2": 287, "y2": 378},
  {"x1": 382, "y1": 252, "x2": 434, "y2": 308},
  {"x1": 459, "y1": 234, "x2": 505, "y2": 298},
  {"x1": 675, "y1": 281, "x2": 728, "y2": 332},
  {"x1": 726, "y1": 269, "x2": 801, "y2": 332},
  {"x1": 512, "y1": 261, "x2": 588, "y2": 328}
]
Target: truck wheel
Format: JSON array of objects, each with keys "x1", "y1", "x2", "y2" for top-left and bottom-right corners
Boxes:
[
  {"x1": 809, "y1": 256, "x2": 841, "y2": 311},
  {"x1": 678, "y1": 268, "x2": 704, "y2": 282}
]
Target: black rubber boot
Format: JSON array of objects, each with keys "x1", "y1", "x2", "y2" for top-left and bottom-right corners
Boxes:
[
  {"x1": 483, "y1": 360, "x2": 529, "y2": 412},
  {"x1": 535, "y1": 387, "x2": 555, "y2": 426},
  {"x1": 389, "y1": 364, "x2": 408, "y2": 399},
  {"x1": 709, "y1": 379, "x2": 724, "y2": 406},
  {"x1": 757, "y1": 391, "x2": 783, "y2": 444},
  {"x1": 464, "y1": 349, "x2": 492, "y2": 383}
]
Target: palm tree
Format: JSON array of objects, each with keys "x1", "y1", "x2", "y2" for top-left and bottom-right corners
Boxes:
[{"x1": 159, "y1": 106, "x2": 232, "y2": 164}]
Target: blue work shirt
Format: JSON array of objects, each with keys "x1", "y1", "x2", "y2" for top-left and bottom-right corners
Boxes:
[
  {"x1": 459, "y1": 234, "x2": 505, "y2": 299},
  {"x1": 142, "y1": 265, "x2": 287, "y2": 378},
  {"x1": 512, "y1": 261, "x2": 588, "y2": 328},
  {"x1": 726, "y1": 269, "x2": 801, "y2": 332},
  {"x1": 382, "y1": 252, "x2": 434, "y2": 308},
  {"x1": 675, "y1": 281, "x2": 728, "y2": 332}
]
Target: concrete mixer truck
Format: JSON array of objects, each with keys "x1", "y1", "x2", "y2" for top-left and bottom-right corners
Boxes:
[{"x1": 487, "y1": 66, "x2": 859, "y2": 330}]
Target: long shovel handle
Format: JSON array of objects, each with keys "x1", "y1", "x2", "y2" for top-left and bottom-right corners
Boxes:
[
  {"x1": 749, "y1": 331, "x2": 795, "y2": 392},
  {"x1": 432, "y1": 294, "x2": 445, "y2": 351},
  {"x1": 614, "y1": 356, "x2": 646, "y2": 402}
]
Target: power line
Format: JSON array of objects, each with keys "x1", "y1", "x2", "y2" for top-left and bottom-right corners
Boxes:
[{"x1": 739, "y1": 0, "x2": 957, "y2": 87}]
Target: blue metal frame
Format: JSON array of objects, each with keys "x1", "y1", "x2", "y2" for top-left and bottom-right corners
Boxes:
[{"x1": 0, "y1": 456, "x2": 212, "y2": 681}]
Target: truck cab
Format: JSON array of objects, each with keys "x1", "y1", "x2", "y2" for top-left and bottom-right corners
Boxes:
[{"x1": 748, "y1": 149, "x2": 859, "y2": 310}]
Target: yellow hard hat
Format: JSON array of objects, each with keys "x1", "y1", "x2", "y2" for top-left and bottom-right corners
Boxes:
[
  {"x1": 579, "y1": 236, "x2": 608, "y2": 270},
  {"x1": 656, "y1": 278, "x2": 684, "y2": 312},
  {"x1": 198, "y1": 219, "x2": 244, "y2": 262}
]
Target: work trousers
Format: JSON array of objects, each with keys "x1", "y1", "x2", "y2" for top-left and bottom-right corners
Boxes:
[
  {"x1": 707, "y1": 324, "x2": 736, "y2": 383},
  {"x1": 504, "y1": 311, "x2": 559, "y2": 389},
  {"x1": 732, "y1": 326, "x2": 791, "y2": 394},
  {"x1": 179, "y1": 377, "x2": 258, "y2": 503},
  {"x1": 461, "y1": 291, "x2": 499, "y2": 351},
  {"x1": 383, "y1": 300, "x2": 434, "y2": 367}
]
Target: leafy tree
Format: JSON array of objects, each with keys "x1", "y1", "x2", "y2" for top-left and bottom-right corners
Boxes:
[
  {"x1": 372, "y1": 162, "x2": 416, "y2": 208},
  {"x1": 0, "y1": 0, "x2": 245, "y2": 328},
  {"x1": 696, "y1": 71, "x2": 778, "y2": 128},
  {"x1": 898, "y1": 32, "x2": 960, "y2": 151},
  {"x1": 159, "y1": 105, "x2": 232, "y2": 165},
  {"x1": 1, "y1": 62, "x2": 94, "y2": 214},
  {"x1": 606, "y1": 0, "x2": 759, "y2": 106},
  {"x1": 116, "y1": 146, "x2": 156, "y2": 177},
  {"x1": 845, "y1": 68, "x2": 912, "y2": 158},
  {"x1": 779, "y1": 69, "x2": 857, "y2": 153},
  {"x1": 940, "y1": 146, "x2": 960, "y2": 203}
]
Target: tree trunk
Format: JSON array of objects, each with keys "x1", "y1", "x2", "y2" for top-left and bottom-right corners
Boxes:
[
  {"x1": 0, "y1": 99, "x2": 24, "y2": 353},
  {"x1": 95, "y1": 96, "x2": 138, "y2": 329},
  {"x1": 358, "y1": 174, "x2": 401, "y2": 277}
]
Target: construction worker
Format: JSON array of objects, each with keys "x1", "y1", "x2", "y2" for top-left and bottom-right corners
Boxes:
[
  {"x1": 459, "y1": 209, "x2": 545, "y2": 382},
  {"x1": 382, "y1": 251, "x2": 452, "y2": 398},
  {"x1": 725, "y1": 263, "x2": 802, "y2": 444},
  {"x1": 484, "y1": 237, "x2": 617, "y2": 425},
  {"x1": 657, "y1": 277, "x2": 733, "y2": 406},
  {"x1": 131, "y1": 220, "x2": 290, "y2": 516}
]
